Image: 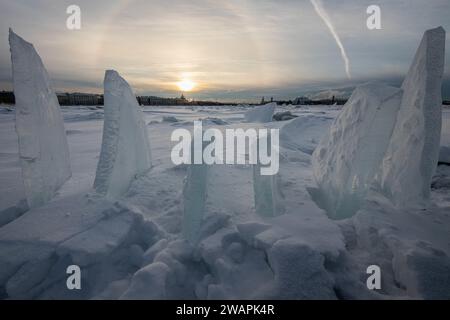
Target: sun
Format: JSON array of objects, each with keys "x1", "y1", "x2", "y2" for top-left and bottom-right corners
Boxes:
[{"x1": 177, "y1": 79, "x2": 196, "y2": 92}]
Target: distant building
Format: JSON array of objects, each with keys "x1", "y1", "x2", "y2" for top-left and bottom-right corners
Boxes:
[
  {"x1": 137, "y1": 96, "x2": 178, "y2": 106},
  {"x1": 0, "y1": 91, "x2": 15, "y2": 104},
  {"x1": 138, "y1": 93, "x2": 191, "y2": 106},
  {"x1": 1, "y1": 90, "x2": 239, "y2": 107},
  {"x1": 57, "y1": 93, "x2": 103, "y2": 106}
]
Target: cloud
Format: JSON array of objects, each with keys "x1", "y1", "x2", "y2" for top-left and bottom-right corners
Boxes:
[
  {"x1": 310, "y1": 0, "x2": 351, "y2": 79},
  {"x1": 0, "y1": 0, "x2": 449, "y2": 99}
]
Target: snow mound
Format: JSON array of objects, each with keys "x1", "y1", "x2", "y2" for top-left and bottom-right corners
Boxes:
[
  {"x1": 121, "y1": 262, "x2": 169, "y2": 299},
  {"x1": 375, "y1": 27, "x2": 446, "y2": 207},
  {"x1": 199, "y1": 117, "x2": 228, "y2": 125},
  {"x1": 191, "y1": 215, "x2": 342, "y2": 299},
  {"x1": 0, "y1": 195, "x2": 162, "y2": 299},
  {"x1": 94, "y1": 70, "x2": 152, "y2": 199},
  {"x1": 264, "y1": 238, "x2": 336, "y2": 299},
  {"x1": 244, "y1": 103, "x2": 276, "y2": 123},
  {"x1": 350, "y1": 193, "x2": 450, "y2": 299},
  {"x1": 162, "y1": 116, "x2": 179, "y2": 123},
  {"x1": 273, "y1": 111, "x2": 297, "y2": 121},
  {"x1": 9, "y1": 29, "x2": 71, "y2": 208}
]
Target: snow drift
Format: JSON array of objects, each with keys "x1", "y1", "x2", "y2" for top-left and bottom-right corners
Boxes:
[
  {"x1": 94, "y1": 70, "x2": 152, "y2": 198},
  {"x1": 9, "y1": 29, "x2": 71, "y2": 208},
  {"x1": 281, "y1": 114, "x2": 333, "y2": 155}
]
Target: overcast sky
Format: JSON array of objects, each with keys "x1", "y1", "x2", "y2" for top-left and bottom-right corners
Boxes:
[{"x1": 0, "y1": 0, "x2": 449, "y2": 102}]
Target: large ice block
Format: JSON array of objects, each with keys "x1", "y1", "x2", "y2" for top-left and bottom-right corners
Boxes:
[
  {"x1": 9, "y1": 29, "x2": 71, "y2": 208},
  {"x1": 312, "y1": 83, "x2": 402, "y2": 219},
  {"x1": 94, "y1": 70, "x2": 152, "y2": 198},
  {"x1": 376, "y1": 27, "x2": 446, "y2": 206}
]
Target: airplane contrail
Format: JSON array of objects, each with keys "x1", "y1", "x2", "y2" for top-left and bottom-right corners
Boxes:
[{"x1": 310, "y1": 0, "x2": 351, "y2": 79}]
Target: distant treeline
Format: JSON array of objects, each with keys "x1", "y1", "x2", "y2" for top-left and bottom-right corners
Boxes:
[
  {"x1": 136, "y1": 95, "x2": 236, "y2": 106},
  {"x1": 0, "y1": 90, "x2": 347, "y2": 106},
  {"x1": 277, "y1": 98, "x2": 348, "y2": 106},
  {"x1": 2, "y1": 90, "x2": 450, "y2": 107},
  {"x1": 0, "y1": 91, "x2": 14, "y2": 104},
  {"x1": 0, "y1": 91, "x2": 235, "y2": 106}
]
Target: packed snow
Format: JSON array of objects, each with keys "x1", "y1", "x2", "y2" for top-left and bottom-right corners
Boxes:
[{"x1": 0, "y1": 28, "x2": 450, "y2": 300}]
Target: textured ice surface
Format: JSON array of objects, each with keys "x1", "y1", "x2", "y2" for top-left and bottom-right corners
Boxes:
[
  {"x1": 376, "y1": 27, "x2": 446, "y2": 207},
  {"x1": 312, "y1": 83, "x2": 402, "y2": 219},
  {"x1": 244, "y1": 102, "x2": 275, "y2": 123},
  {"x1": 94, "y1": 70, "x2": 152, "y2": 198},
  {"x1": 9, "y1": 29, "x2": 71, "y2": 208}
]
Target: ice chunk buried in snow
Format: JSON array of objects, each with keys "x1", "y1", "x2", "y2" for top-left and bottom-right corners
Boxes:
[
  {"x1": 94, "y1": 70, "x2": 152, "y2": 199},
  {"x1": 9, "y1": 29, "x2": 71, "y2": 208}
]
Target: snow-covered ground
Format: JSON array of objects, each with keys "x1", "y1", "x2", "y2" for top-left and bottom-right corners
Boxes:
[{"x1": 0, "y1": 103, "x2": 449, "y2": 299}]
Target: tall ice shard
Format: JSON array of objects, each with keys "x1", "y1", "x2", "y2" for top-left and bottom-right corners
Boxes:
[
  {"x1": 376, "y1": 27, "x2": 446, "y2": 207},
  {"x1": 9, "y1": 29, "x2": 71, "y2": 208},
  {"x1": 94, "y1": 70, "x2": 152, "y2": 198}
]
